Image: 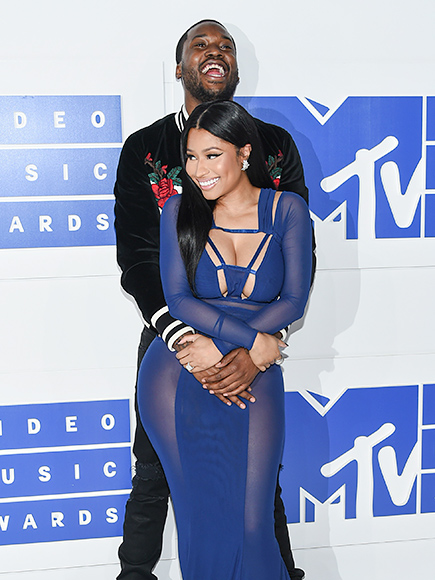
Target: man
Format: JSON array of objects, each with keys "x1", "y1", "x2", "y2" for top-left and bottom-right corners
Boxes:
[{"x1": 114, "y1": 19, "x2": 309, "y2": 580}]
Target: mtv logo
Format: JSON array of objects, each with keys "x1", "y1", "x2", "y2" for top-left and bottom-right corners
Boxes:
[
  {"x1": 281, "y1": 384, "x2": 435, "y2": 524},
  {"x1": 237, "y1": 96, "x2": 435, "y2": 240}
]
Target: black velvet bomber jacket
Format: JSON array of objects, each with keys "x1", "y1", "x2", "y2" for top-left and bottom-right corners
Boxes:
[{"x1": 114, "y1": 108, "x2": 309, "y2": 351}]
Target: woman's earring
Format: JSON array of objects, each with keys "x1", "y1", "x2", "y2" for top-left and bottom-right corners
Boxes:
[{"x1": 242, "y1": 159, "x2": 250, "y2": 171}]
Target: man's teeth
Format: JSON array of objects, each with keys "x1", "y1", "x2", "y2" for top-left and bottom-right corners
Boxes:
[
  {"x1": 199, "y1": 178, "x2": 219, "y2": 187},
  {"x1": 201, "y1": 63, "x2": 225, "y2": 76}
]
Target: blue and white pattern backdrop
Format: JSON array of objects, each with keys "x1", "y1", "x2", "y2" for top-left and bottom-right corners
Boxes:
[
  {"x1": 0, "y1": 400, "x2": 131, "y2": 545},
  {"x1": 236, "y1": 93, "x2": 435, "y2": 577},
  {"x1": 238, "y1": 96, "x2": 432, "y2": 241},
  {"x1": 0, "y1": 95, "x2": 120, "y2": 248},
  {"x1": 1, "y1": 1, "x2": 434, "y2": 579}
]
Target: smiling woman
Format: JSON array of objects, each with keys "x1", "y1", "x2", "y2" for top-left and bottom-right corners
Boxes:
[
  {"x1": 137, "y1": 100, "x2": 313, "y2": 580},
  {"x1": 185, "y1": 128, "x2": 251, "y2": 200}
]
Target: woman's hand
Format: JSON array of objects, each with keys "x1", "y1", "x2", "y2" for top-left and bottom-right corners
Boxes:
[
  {"x1": 175, "y1": 334, "x2": 222, "y2": 372},
  {"x1": 249, "y1": 332, "x2": 286, "y2": 372}
]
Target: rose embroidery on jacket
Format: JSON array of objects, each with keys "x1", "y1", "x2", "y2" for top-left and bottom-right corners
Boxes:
[
  {"x1": 145, "y1": 153, "x2": 182, "y2": 208},
  {"x1": 267, "y1": 150, "x2": 284, "y2": 188}
]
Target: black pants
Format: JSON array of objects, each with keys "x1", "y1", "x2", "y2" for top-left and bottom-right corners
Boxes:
[{"x1": 117, "y1": 326, "x2": 303, "y2": 580}]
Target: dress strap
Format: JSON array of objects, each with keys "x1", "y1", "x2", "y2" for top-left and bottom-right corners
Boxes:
[
  {"x1": 258, "y1": 188, "x2": 276, "y2": 232},
  {"x1": 207, "y1": 236, "x2": 226, "y2": 266},
  {"x1": 246, "y1": 233, "x2": 270, "y2": 272},
  {"x1": 211, "y1": 221, "x2": 259, "y2": 234}
]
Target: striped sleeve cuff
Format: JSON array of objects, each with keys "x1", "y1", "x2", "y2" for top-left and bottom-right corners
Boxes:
[
  {"x1": 277, "y1": 326, "x2": 289, "y2": 341},
  {"x1": 150, "y1": 306, "x2": 195, "y2": 352}
]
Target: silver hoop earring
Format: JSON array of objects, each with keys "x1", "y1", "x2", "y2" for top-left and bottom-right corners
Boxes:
[{"x1": 242, "y1": 159, "x2": 250, "y2": 171}]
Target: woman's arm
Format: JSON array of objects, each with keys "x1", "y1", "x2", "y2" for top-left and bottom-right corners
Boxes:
[
  {"x1": 160, "y1": 196, "x2": 258, "y2": 350},
  {"x1": 244, "y1": 192, "x2": 312, "y2": 333},
  {"x1": 160, "y1": 193, "x2": 311, "y2": 364}
]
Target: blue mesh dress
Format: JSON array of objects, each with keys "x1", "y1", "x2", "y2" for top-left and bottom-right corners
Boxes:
[{"x1": 138, "y1": 188, "x2": 312, "y2": 580}]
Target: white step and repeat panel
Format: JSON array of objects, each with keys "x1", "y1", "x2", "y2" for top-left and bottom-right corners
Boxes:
[{"x1": 0, "y1": 1, "x2": 434, "y2": 579}]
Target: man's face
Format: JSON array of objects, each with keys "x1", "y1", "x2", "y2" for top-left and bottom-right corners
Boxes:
[{"x1": 177, "y1": 22, "x2": 239, "y2": 106}]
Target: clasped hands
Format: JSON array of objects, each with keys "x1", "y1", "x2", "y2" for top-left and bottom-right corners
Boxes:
[{"x1": 174, "y1": 332, "x2": 286, "y2": 410}]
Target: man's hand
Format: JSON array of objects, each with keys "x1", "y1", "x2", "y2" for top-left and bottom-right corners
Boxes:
[
  {"x1": 173, "y1": 330, "x2": 194, "y2": 352},
  {"x1": 174, "y1": 336, "x2": 259, "y2": 410},
  {"x1": 200, "y1": 348, "x2": 259, "y2": 405},
  {"x1": 193, "y1": 365, "x2": 255, "y2": 410}
]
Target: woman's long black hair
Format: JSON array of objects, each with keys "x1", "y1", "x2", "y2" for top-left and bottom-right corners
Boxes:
[{"x1": 177, "y1": 100, "x2": 275, "y2": 293}]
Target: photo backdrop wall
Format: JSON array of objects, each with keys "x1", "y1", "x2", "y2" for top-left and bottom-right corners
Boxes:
[{"x1": 1, "y1": 1, "x2": 434, "y2": 578}]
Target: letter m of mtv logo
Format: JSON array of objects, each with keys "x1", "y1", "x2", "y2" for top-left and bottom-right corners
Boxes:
[
  {"x1": 237, "y1": 96, "x2": 435, "y2": 239},
  {"x1": 280, "y1": 384, "x2": 435, "y2": 523}
]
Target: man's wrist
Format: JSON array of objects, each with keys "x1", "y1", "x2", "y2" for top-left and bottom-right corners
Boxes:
[
  {"x1": 274, "y1": 327, "x2": 288, "y2": 341},
  {"x1": 173, "y1": 330, "x2": 195, "y2": 352},
  {"x1": 150, "y1": 306, "x2": 195, "y2": 351}
]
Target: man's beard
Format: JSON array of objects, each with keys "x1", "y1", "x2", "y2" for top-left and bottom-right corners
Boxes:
[{"x1": 182, "y1": 65, "x2": 239, "y2": 103}]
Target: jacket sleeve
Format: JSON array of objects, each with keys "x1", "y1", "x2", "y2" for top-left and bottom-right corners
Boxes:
[
  {"x1": 114, "y1": 132, "x2": 193, "y2": 350},
  {"x1": 272, "y1": 126, "x2": 316, "y2": 284},
  {"x1": 277, "y1": 129, "x2": 309, "y2": 204}
]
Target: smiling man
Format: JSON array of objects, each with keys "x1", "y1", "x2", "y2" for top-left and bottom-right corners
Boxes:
[
  {"x1": 114, "y1": 19, "x2": 308, "y2": 580},
  {"x1": 177, "y1": 23, "x2": 240, "y2": 107}
]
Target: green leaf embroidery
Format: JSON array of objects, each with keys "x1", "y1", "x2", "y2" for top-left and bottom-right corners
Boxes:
[{"x1": 167, "y1": 166, "x2": 182, "y2": 179}]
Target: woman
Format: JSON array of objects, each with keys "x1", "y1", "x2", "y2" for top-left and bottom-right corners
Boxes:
[{"x1": 138, "y1": 101, "x2": 312, "y2": 580}]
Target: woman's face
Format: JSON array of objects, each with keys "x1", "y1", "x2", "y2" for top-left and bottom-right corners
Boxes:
[{"x1": 185, "y1": 128, "x2": 250, "y2": 201}]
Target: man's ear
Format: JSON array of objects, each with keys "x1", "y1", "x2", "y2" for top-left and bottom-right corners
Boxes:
[{"x1": 175, "y1": 63, "x2": 182, "y2": 80}]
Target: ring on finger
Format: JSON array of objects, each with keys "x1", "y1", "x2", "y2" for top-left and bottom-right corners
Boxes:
[
  {"x1": 185, "y1": 362, "x2": 194, "y2": 372},
  {"x1": 274, "y1": 357, "x2": 284, "y2": 365}
]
